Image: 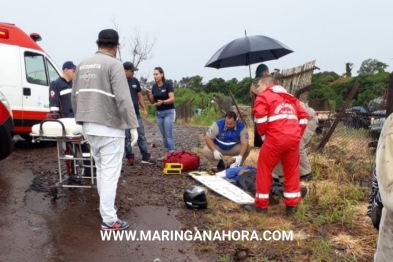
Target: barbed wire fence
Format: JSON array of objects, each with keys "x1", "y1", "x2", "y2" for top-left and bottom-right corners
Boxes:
[{"x1": 307, "y1": 85, "x2": 388, "y2": 187}]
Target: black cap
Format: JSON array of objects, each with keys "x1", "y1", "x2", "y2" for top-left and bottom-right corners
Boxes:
[
  {"x1": 62, "y1": 61, "x2": 76, "y2": 70},
  {"x1": 97, "y1": 29, "x2": 119, "y2": 45},
  {"x1": 123, "y1": 61, "x2": 139, "y2": 71}
]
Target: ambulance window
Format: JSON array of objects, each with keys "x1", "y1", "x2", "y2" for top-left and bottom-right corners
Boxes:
[
  {"x1": 46, "y1": 60, "x2": 60, "y2": 83},
  {"x1": 24, "y1": 52, "x2": 48, "y2": 86}
]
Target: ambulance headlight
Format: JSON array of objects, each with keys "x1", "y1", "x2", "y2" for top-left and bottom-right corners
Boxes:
[{"x1": 0, "y1": 91, "x2": 13, "y2": 117}]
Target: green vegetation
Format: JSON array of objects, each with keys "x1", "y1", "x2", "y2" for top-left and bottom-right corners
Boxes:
[
  {"x1": 191, "y1": 105, "x2": 222, "y2": 126},
  {"x1": 169, "y1": 58, "x2": 389, "y2": 112},
  {"x1": 306, "y1": 59, "x2": 389, "y2": 110}
]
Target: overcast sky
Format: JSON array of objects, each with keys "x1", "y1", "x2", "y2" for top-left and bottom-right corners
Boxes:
[{"x1": 2, "y1": 0, "x2": 392, "y2": 83}]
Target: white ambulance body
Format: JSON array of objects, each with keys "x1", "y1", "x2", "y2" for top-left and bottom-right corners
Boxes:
[{"x1": 0, "y1": 22, "x2": 61, "y2": 136}]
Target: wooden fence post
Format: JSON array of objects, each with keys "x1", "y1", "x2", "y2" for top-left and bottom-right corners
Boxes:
[{"x1": 229, "y1": 90, "x2": 248, "y2": 128}]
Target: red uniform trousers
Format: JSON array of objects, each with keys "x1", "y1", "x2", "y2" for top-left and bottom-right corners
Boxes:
[{"x1": 255, "y1": 137, "x2": 301, "y2": 209}]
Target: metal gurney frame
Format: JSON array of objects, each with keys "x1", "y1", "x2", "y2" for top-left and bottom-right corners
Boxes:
[{"x1": 29, "y1": 119, "x2": 96, "y2": 199}]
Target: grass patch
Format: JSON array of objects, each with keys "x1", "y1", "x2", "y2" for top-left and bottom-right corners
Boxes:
[
  {"x1": 309, "y1": 238, "x2": 334, "y2": 261},
  {"x1": 147, "y1": 114, "x2": 156, "y2": 123},
  {"x1": 183, "y1": 125, "x2": 378, "y2": 261},
  {"x1": 190, "y1": 106, "x2": 224, "y2": 126},
  {"x1": 216, "y1": 255, "x2": 232, "y2": 262}
]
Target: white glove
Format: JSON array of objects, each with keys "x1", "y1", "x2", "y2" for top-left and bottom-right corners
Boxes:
[
  {"x1": 213, "y1": 150, "x2": 223, "y2": 160},
  {"x1": 130, "y1": 128, "x2": 138, "y2": 147},
  {"x1": 230, "y1": 155, "x2": 243, "y2": 168}
]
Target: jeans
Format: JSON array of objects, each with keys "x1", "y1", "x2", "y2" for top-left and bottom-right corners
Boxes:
[
  {"x1": 155, "y1": 109, "x2": 175, "y2": 153},
  {"x1": 125, "y1": 115, "x2": 150, "y2": 160},
  {"x1": 85, "y1": 135, "x2": 124, "y2": 224}
]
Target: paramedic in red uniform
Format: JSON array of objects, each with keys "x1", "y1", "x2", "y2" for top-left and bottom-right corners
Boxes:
[{"x1": 247, "y1": 75, "x2": 310, "y2": 215}]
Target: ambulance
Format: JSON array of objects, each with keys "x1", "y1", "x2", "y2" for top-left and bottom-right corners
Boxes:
[{"x1": 0, "y1": 22, "x2": 62, "y2": 137}]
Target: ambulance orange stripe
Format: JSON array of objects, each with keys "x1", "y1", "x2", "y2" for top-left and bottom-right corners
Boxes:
[{"x1": 0, "y1": 23, "x2": 44, "y2": 52}]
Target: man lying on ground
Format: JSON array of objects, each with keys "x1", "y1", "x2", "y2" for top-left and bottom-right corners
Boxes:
[{"x1": 216, "y1": 166, "x2": 307, "y2": 203}]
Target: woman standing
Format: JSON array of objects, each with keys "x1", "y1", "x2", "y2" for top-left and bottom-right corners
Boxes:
[{"x1": 145, "y1": 67, "x2": 175, "y2": 160}]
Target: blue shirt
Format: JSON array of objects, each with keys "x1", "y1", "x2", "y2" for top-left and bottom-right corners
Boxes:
[
  {"x1": 49, "y1": 77, "x2": 74, "y2": 118},
  {"x1": 225, "y1": 165, "x2": 256, "y2": 181}
]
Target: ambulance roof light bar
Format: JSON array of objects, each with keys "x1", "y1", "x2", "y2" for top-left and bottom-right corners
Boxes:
[{"x1": 0, "y1": 28, "x2": 9, "y2": 39}]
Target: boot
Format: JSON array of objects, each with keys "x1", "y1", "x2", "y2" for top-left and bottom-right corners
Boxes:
[{"x1": 286, "y1": 206, "x2": 295, "y2": 216}]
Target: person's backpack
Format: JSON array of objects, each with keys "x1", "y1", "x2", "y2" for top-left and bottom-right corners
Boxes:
[{"x1": 163, "y1": 151, "x2": 200, "y2": 171}]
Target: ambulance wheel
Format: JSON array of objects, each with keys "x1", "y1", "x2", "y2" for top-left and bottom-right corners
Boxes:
[{"x1": 51, "y1": 187, "x2": 58, "y2": 200}]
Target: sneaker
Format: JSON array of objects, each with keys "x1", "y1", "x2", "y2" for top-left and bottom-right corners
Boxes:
[
  {"x1": 128, "y1": 157, "x2": 135, "y2": 165},
  {"x1": 244, "y1": 205, "x2": 268, "y2": 214},
  {"x1": 101, "y1": 219, "x2": 129, "y2": 231},
  {"x1": 141, "y1": 157, "x2": 156, "y2": 165}
]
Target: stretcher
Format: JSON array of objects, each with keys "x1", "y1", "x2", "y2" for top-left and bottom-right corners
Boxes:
[
  {"x1": 188, "y1": 171, "x2": 255, "y2": 204},
  {"x1": 30, "y1": 118, "x2": 96, "y2": 199}
]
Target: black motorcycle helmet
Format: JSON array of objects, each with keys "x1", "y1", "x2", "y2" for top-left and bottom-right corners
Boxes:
[{"x1": 183, "y1": 185, "x2": 207, "y2": 209}]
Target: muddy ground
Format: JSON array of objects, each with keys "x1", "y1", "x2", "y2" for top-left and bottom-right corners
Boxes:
[{"x1": 0, "y1": 119, "x2": 226, "y2": 262}]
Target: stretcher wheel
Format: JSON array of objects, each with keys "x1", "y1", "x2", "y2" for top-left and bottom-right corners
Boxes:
[{"x1": 51, "y1": 187, "x2": 58, "y2": 200}]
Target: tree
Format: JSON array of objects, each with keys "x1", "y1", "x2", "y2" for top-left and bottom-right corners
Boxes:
[
  {"x1": 190, "y1": 75, "x2": 203, "y2": 91},
  {"x1": 308, "y1": 71, "x2": 340, "y2": 109},
  {"x1": 226, "y1": 78, "x2": 238, "y2": 94},
  {"x1": 112, "y1": 17, "x2": 156, "y2": 67},
  {"x1": 354, "y1": 71, "x2": 389, "y2": 107},
  {"x1": 357, "y1": 58, "x2": 388, "y2": 75},
  {"x1": 345, "y1": 62, "x2": 353, "y2": 77},
  {"x1": 140, "y1": 77, "x2": 148, "y2": 86},
  {"x1": 232, "y1": 77, "x2": 252, "y2": 104},
  {"x1": 179, "y1": 77, "x2": 191, "y2": 88},
  {"x1": 204, "y1": 78, "x2": 227, "y2": 94},
  {"x1": 127, "y1": 29, "x2": 157, "y2": 67},
  {"x1": 166, "y1": 79, "x2": 174, "y2": 86}
]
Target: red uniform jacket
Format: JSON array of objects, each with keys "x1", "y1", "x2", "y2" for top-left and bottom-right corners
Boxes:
[{"x1": 253, "y1": 85, "x2": 310, "y2": 144}]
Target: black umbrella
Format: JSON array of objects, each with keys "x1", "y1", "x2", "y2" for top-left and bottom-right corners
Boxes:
[
  {"x1": 205, "y1": 34, "x2": 293, "y2": 149},
  {"x1": 205, "y1": 34, "x2": 293, "y2": 77}
]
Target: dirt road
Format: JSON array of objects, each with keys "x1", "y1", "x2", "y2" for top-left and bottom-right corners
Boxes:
[{"x1": 0, "y1": 120, "x2": 217, "y2": 262}]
